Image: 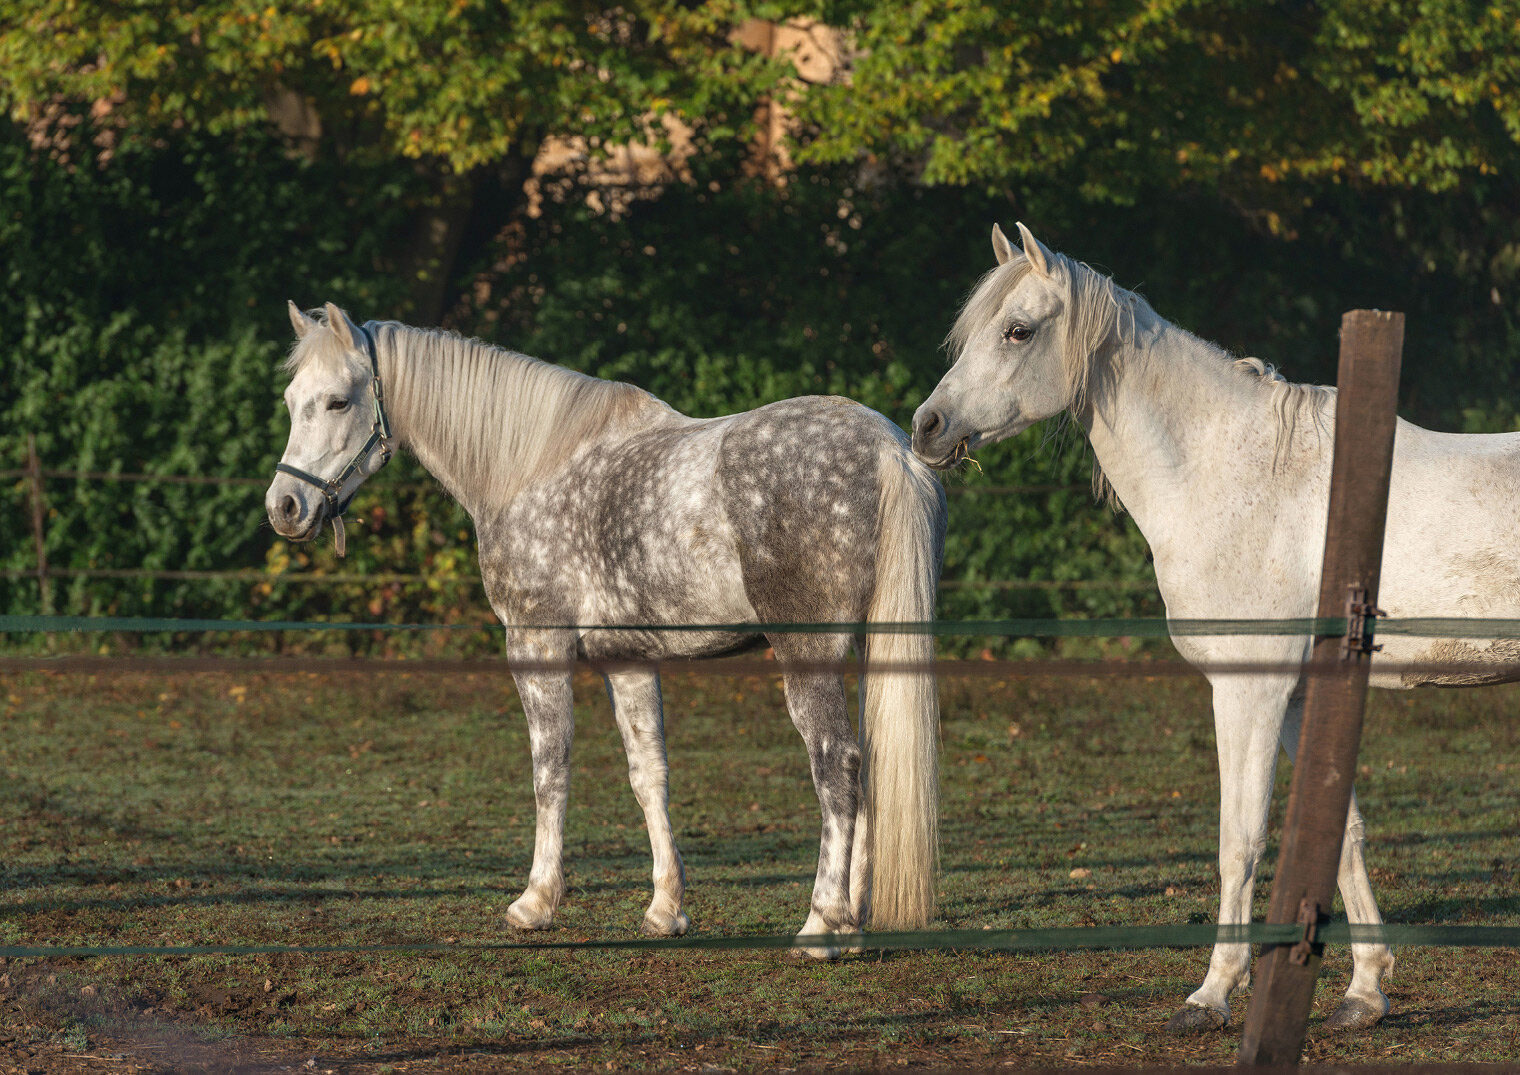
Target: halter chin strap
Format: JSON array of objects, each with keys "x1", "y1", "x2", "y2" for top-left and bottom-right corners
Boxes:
[{"x1": 274, "y1": 321, "x2": 393, "y2": 557}]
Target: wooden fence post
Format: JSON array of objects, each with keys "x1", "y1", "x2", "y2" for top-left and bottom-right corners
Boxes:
[
  {"x1": 1237, "y1": 310, "x2": 1404, "y2": 1064},
  {"x1": 25, "y1": 433, "x2": 52, "y2": 615}
]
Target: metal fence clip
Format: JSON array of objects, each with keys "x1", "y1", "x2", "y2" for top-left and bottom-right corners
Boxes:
[
  {"x1": 1341, "y1": 586, "x2": 1384, "y2": 660},
  {"x1": 1288, "y1": 898, "x2": 1323, "y2": 965}
]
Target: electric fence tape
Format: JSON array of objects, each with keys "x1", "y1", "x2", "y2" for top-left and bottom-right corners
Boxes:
[{"x1": 2, "y1": 923, "x2": 1517, "y2": 962}]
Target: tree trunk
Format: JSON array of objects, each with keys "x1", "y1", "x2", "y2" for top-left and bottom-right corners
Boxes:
[{"x1": 403, "y1": 137, "x2": 538, "y2": 326}]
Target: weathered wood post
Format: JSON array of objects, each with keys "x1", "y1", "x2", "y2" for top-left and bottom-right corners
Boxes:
[
  {"x1": 25, "y1": 433, "x2": 52, "y2": 615},
  {"x1": 1237, "y1": 310, "x2": 1404, "y2": 1064}
]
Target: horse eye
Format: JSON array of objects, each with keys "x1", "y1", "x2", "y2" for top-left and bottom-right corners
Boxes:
[
  {"x1": 326, "y1": 397, "x2": 351, "y2": 412},
  {"x1": 1002, "y1": 323, "x2": 1034, "y2": 343}
]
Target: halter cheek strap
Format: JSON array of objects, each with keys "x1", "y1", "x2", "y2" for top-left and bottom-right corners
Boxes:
[{"x1": 274, "y1": 321, "x2": 393, "y2": 557}]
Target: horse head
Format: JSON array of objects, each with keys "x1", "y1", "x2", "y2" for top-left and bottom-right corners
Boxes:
[
  {"x1": 912, "y1": 223, "x2": 1082, "y2": 468},
  {"x1": 265, "y1": 301, "x2": 392, "y2": 554}
]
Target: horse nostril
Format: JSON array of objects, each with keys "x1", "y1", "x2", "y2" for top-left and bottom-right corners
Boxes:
[
  {"x1": 281, "y1": 495, "x2": 298, "y2": 521},
  {"x1": 918, "y1": 409, "x2": 945, "y2": 441}
]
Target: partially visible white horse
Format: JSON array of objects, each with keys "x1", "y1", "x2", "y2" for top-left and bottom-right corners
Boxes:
[{"x1": 913, "y1": 224, "x2": 1520, "y2": 1032}]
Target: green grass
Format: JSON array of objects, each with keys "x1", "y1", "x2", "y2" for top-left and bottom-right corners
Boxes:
[{"x1": 0, "y1": 666, "x2": 1516, "y2": 1069}]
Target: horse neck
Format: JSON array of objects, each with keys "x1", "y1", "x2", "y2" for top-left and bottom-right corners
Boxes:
[
  {"x1": 1074, "y1": 311, "x2": 1281, "y2": 531},
  {"x1": 371, "y1": 323, "x2": 662, "y2": 517}
]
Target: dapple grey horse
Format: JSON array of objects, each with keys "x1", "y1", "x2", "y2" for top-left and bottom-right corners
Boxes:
[
  {"x1": 265, "y1": 302, "x2": 944, "y2": 950},
  {"x1": 914, "y1": 224, "x2": 1520, "y2": 1031}
]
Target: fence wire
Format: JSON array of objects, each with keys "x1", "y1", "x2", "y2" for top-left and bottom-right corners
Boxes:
[{"x1": 10, "y1": 613, "x2": 1520, "y2": 638}]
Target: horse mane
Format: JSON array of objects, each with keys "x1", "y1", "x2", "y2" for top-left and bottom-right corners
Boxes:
[
  {"x1": 287, "y1": 312, "x2": 658, "y2": 512},
  {"x1": 946, "y1": 248, "x2": 1333, "y2": 507}
]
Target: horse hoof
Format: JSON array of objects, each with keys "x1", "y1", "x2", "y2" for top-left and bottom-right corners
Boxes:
[
  {"x1": 788, "y1": 944, "x2": 843, "y2": 961},
  {"x1": 641, "y1": 911, "x2": 690, "y2": 938},
  {"x1": 1165, "y1": 1003, "x2": 1228, "y2": 1033},
  {"x1": 505, "y1": 899, "x2": 555, "y2": 931},
  {"x1": 1324, "y1": 997, "x2": 1386, "y2": 1033}
]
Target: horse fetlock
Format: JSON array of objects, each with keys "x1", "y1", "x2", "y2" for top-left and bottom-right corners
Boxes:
[
  {"x1": 641, "y1": 907, "x2": 690, "y2": 938},
  {"x1": 791, "y1": 907, "x2": 858, "y2": 960},
  {"x1": 788, "y1": 930, "x2": 862, "y2": 961},
  {"x1": 642, "y1": 895, "x2": 689, "y2": 938},
  {"x1": 1362, "y1": 946, "x2": 1396, "y2": 980},
  {"x1": 848, "y1": 894, "x2": 871, "y2": 932},
  {"x1": 806, "y1": 897, "x2": 857, "y2": 934}
]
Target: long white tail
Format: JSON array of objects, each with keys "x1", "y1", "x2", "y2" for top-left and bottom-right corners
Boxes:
[{"x1": 861, "y1": 447, "x2": 943, "y2": 930}]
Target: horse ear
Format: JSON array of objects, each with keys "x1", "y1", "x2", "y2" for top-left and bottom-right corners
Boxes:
[
  {"x1": 288, "y1": 300, "x2": 317, "y2": 339},
  {"x1": 323, "y1": 301, "x2": 356, "y2": 350},
  {"x1": 991, "y1": 224, "x2": 1016, "y2": 266},
  {"x1": 1015, "y1": 222, "x2": 1052, "y2": 277}
]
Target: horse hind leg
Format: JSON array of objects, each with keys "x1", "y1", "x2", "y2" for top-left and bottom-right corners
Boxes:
[
  {"x1": 604, "y1": 669, "x2": 689, "y2": 937},
  {"x1": 1274, "y1": 711, "x2": 1393, "y2": 1032},
  {"x1": 775, "y1": 635, "x2": 863, "y2": 959},
  {"x1": 1324, "y1": 791, "x2": 1394, "y2": 1032}
]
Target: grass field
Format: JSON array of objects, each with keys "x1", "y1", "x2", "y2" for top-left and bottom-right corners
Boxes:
[{"x1": 0, "y1": 663, "x2": 1516, "y2": 1071}]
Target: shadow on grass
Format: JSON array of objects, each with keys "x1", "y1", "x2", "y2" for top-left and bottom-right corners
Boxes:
[{"x1": 1373, "y1": 997, "x2": 1520, "y2": 1032}]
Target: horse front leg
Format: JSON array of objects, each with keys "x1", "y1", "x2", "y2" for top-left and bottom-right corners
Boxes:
[
  {"x1": 603, "y1": 669, "x2": 689, "y2": 937},
  {"x1": 775, "y1": 637, "x2": 863, "y2": 959},
  {"x1": 1168, "y1": 674, "x2": 1298, "y2": 1032},
  {"x1": 505, "y1": 633, "x2": 576, "y2": 931}
]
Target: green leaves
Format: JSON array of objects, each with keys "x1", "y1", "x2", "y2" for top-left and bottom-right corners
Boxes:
[
  {"x1": 0, "y1": 0, "x2": 785, "y2": 173},
  {"x1": 789, "y1": 0, "x2": 1520, "y2": 201}
]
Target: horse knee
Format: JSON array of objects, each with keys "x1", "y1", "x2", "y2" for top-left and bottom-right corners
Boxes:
[{"x1": 1223, "y1": 834, "x2": 1266, "y2": 882}]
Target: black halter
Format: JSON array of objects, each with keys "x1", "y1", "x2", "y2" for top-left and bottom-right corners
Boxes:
[{"x1": 275, "y1": 321, "x2": 393, "y2": 523}]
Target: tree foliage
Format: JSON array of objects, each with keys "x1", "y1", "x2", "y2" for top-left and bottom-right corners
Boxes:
[
  {"x1": 0, "y1": 0, "x2": 792, "y2": 320},
  {"x1": 5, "y1": 1, "x2": 1520, "y2": 651},
  {"x1": 0, "y1": 0, "x2": 780, "y2": 171},
  {"x1": 8, "y1": 1, "x2": 1518, "y2": 205},
  {"x1": 791, "y1": 0, "x2": 1520, "y2": 205}
]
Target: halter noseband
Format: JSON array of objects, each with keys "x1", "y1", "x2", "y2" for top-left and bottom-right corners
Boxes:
[{"x1": 274, "y1": 321, "x2": 393, "y2": 556}]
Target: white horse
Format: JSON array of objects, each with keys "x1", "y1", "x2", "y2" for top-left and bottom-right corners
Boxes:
[
  {"x1": 265, "y1": 303, "x2": 944, "y2": 952},
  {"x1": 913, "y1": 224, "x2": 1520, "y2": 1032}
]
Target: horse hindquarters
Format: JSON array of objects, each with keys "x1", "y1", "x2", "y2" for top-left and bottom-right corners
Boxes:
[{"x1": 717, "y1": 399, "x2": 943, "y2": 941}]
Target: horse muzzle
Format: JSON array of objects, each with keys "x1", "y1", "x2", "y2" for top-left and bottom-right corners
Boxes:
[
  {"x1": 266, "y1": 482, "x2": 327, "y2": 541},
  {"x1": 911, "y1": 403, "x2": 972, "y2": 470}
]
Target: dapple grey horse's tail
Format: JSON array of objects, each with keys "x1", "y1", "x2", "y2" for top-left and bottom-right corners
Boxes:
[{"x1": 862, "y1": 447, "x2": 943, "y2": 930}]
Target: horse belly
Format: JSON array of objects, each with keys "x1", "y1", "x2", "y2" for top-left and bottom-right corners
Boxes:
[
  {"x1": 575, "y1": 523, "x2": 763, "y2": 661},
  {"x1": 1373, "y1": 636, "x2": 1520, "y2": 689},
  {"x1": 578, "y1": 625, "x2": 763, "y2": 662}
]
